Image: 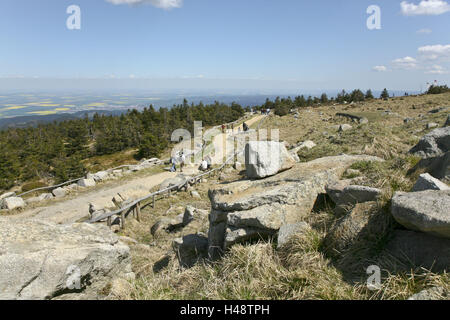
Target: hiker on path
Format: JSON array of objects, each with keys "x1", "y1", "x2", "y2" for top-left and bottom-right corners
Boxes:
[
  {"x1": 180, "y1": 152, "x2": 186, "y2": 172},
  {"x1": 170, "y1": 156, "x2": 177, "y2": 172}
]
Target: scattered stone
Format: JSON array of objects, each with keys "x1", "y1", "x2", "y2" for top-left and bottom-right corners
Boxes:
[
  {"x1": 245, "y1": 141, "x2": 296, "y2": 179},
  {"x1": 93, "y1": 171, "x2": 110, "y2": 182},
  {"x1": 298, "y1": 140, "x2": 317, "y2": 150},
  {"x1": 78, "y1": 178, "x2": 96, "y2": 188},
  {"x1": 408, "y1": 287, "x2": 447, "y2": 300},
  {"x1": 404, "y1": 118, "x2": 413, "y2": 124},
  {"x1": 409, "y1": 127, "x2": 450, "y2": 158},
  {"x1": 277, "y1": 222, "x2": 311, "y2": 249},
  {"x1": 391, "y1": 190, "x2": 450, "y2": 238},
  {"x1": 338, "y1": 124, "x2": 352, "y2": 132},
  {"x1": 190, "y1": 190, "x2": 201, "y2": 199},
  {"x1": 1, "y1": 197, "x2": 26, "y2": 210},
  {"x1": 426, "y1": 122, "x2": 439, "y2": 130},
  {"x1": 39, "y1": 193, "x2": 54, "y2": 201},
  {"x1": 173, "y1": 233, "x2": 208, "y2": 268},
  {"x1": 412, "y1": 173, "x2": 450, "y2": 192},
  {"x1": 52, "y1": 187, "x2": 67, "y2": 198},
  {"x1": 345, "y1": 169, "x2": 361, "y2": 177},
  {"x1": 359, "y1": 117, "x2": 369, "y2": 124}
]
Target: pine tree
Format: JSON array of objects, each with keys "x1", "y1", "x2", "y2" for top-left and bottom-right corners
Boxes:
[
  {"x1": 365, "y1": 89, "x2": 374, "y2": 100},
  {"x1": 380, "y1": 88, "x2": 389, "y2": 100}
]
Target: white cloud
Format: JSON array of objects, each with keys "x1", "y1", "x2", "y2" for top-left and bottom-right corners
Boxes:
[
  {"x1": 425, "y1": 65, "x2": 448, "y2": 74},
  {"x1": 418, "y1": 44, "x2": 450, "y2": 60},
  {"x1": 417, "y1": 28, "x2": 432, "y2": 34},
  {"x1": 372, "y1": 65, "x2": 387, "y2": 72},
  {"x1": 105, "y1": 0, "x2": 183, "y2": 10},
  {"x1": 401, "y1": 0, "x2": 450, "y2": 16},
  {"x1": 392, "y1": 56, "x2": 418, "y2": 69}
]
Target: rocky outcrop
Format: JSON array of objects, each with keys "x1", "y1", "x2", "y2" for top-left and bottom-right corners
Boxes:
[
  {"x1": 391, "y1": 190, "x2": 450, "y2": 239},
  {"x1": 409, "y1": 127, "x2": 450, "y2": 159},
  {"x1": 245, "y1": 141, "x2": 296, "y2": 179},
  {"x1": 207, "y1": 154, "x2": 383, "y2": 259},
  {"x1": 0, "y1": 218, "x2": 133, "y2": 300},
  {"x1": 412, "y1": 173, "x2": 449, "y2": 192}
]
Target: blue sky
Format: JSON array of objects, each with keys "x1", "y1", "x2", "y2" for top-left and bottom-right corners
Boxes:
[{"x1": 0, "y1": 0, "x2": 449, "y2": 92}]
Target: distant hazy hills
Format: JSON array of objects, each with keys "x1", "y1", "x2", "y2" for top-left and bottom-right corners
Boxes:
[{"x1": 0, "y1": 110, "x2": 123, "y2": 129}]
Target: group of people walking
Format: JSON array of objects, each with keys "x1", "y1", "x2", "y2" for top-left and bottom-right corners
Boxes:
[{"x1": 170, "y1": 152, "x2": 186, "y2": 172}]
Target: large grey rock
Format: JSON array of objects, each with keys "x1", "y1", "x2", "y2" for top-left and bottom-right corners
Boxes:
[
  {"x1": 245, "y1": 141, "x2": 296, "y2": 179},
  {"x1": 77, "y1": 178, "x2": 96, "y2": 188},
  {"x1": 173, "y1": 233, "x2": 208, "y2": 268},
  {"x1": 52, "y1": 187, "x2": 67, "y2": 198},
  {"x1": 277, "y1": 222, "x2": 311, "y2": 249},
  {"x1": 208, "y1": 154, "x2": 384, "y2": 260},
  {"x1": 1, "y1": 197, "x2": 25, "y2": 210},
  {"x1": 409, "y1": 127, "x2": 450, "y2": 159},
  {"x1": 412, "y1": 173, "x2": 450, "y2": 192},
  {"x1": 391, "y1": 190, "x2": 450, "y2": 238},
  {"x1": 384, "y1": 230, "x2": 450, "y2": 272},
  {"x1": 0, "y1": 218, "x2": 133, "y2": 300}
]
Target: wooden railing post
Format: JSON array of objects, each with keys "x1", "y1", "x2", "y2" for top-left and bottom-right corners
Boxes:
[
  {"x1": 136, "y1": 202, "x2": 141, "y2": 222},
  {"x1": 121, "y1": 211, "x2": 126, "y2": 229}
]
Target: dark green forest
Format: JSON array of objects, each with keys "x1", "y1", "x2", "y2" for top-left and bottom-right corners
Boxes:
[{"x1": 0, "y1": 100, "x2": 244, "y2": 190}]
